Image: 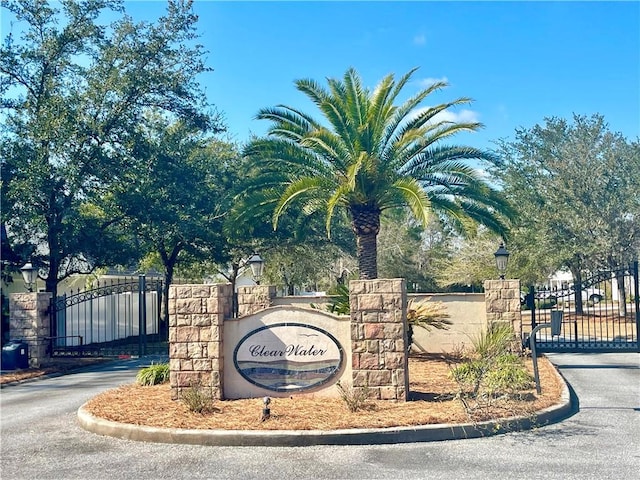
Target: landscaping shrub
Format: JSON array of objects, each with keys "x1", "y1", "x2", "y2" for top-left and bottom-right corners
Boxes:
[
  {"x1": 485, "y1": 353, "x2": 534, "y2": 394},
  {"x1": 136, "y1": 362, "x2": 170, "y2": 386}
]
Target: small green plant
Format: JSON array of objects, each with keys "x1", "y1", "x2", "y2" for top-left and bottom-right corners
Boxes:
[
  {"x1": 449, "y1": 323, "x2": 533, "y2": 400},
  {"x1": 336, "y1": 380, "x2": 371, "y2": 412},
  {"x1": 136, "y1": 362, "x2": 170, "y2": 386},
  {"x1": 485, "y1": 353, "x2": 534, "y2": 394},
  {"x1": 473, "y1": 323, "x2": 517, "y2": 359},
  {"x1": 449, "y1": 358, "x2": 490, "y2": 397},
  {"x1": 407, "y1": 298, "x2": 452, "y2": 348},
  {"x1": 181, "y1": 381, "x2": 214, "y2": 414},
  {"x1": 327, "y1": 283, "x2": 350, "y2": 315}
]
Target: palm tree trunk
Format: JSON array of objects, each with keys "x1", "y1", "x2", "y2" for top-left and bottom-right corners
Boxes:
[
  {"x1": 356, "y1": 232, "x2": 378, "y2": 279},
  {"x1": 350, "y1": 205, "x2": 381, "y2": 280}
]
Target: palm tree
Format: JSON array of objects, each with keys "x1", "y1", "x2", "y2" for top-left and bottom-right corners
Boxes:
[{"x1": 244, "y1": 67, "x2": 512, "y2": 279}]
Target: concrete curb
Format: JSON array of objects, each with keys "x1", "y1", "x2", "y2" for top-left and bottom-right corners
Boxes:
[{"x1": 77, "y1": 367, "x2": 574, "y2": 446}]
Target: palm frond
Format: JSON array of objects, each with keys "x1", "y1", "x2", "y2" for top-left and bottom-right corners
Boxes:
[
  {"x1": 326, "y1": 183, "x2": 351, "y2": 236},
  {"x1": 273, "y1": 177, "x2": 325, "y2": 229},
  {"x1": 380, "y1": 74, "x2": 449, "y2": 153},
  {"x1": 342, "y1": 68, "x2": 366, "y2": 130},
  {"x1": 400, "y1": 146, "x2": 499, "y2": 177},
  {"x1": 301, "y1": 128, "x2": 349, "y2": 170},
  {"x1": 385, "y1": 107, "x2": 483, "y2": 168},
  {"x1": 388, "y1": 177, "x2": 431, "y2": 227},
  {"x1": 298, "y1": 77, "x2": 356, "y2": 149}
]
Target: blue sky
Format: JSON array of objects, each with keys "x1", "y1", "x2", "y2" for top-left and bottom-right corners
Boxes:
[{"x1": 3, "y1": 1, "x2": 639, "y2": 150}]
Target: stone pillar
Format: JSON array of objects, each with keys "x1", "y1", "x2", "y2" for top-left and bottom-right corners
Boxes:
[
  {"x1": 349, "y1": 279, "x2": 408, "y2": 401},
  {"x1": 9, "y1": 292, "x2": 52, "y2": 368},
  {"x1": 237, "y1": 285, "x2": 276, "y2": 317},
  {"x1": 168, "y1": 284, "x2": 232, "y2": 401},
  {"x1": 483, "y1": 279, "x2": 522, "y2": 340}
]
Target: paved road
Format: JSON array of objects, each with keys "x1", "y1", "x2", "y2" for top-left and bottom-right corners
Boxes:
[{"x1": 1, "y1": 353, "x2": 638, "y2": 480}]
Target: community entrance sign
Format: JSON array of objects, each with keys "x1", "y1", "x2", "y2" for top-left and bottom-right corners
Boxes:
[{"x1": 168, "y1": 281, "x2": 409, "y2": 402}]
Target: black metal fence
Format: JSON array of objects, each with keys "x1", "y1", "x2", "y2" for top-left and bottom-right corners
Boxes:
[
  {"x1": 524, "y1": 262, "x2": 639, "y2": 352},
  {"x1": 50, "y1": 275, "x2": 166, "y2": 357}
]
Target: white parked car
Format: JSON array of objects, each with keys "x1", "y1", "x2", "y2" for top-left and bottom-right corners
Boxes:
[{"x1": 533, "y1": 286, "x2": 604, "y2": 304}]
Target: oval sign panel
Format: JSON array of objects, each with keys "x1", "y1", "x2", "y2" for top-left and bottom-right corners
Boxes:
[{"x1": 233, "y1": 323, "x2": 344, "y2": 392}]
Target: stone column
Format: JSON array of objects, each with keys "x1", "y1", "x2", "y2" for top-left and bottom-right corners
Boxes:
[
  {"x1": 168, "y1": 284, "x2": 233, "y2": 401},
  {"x1": 9, "y1": 292, "x2": 52, "y2": 368},
  {"x1": 349, "y1": 279, "x2": 408, "y2": 401},
  {"x1": 237, "y1": 285, "x2": 276, "y2": 317},
  {"x1": 483, "y1": 279, "x2": 522, "y2": 340}
]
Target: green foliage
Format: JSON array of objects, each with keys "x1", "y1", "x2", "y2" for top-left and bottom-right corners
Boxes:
[
  {"x1": 1, "y1": 0, "x2": 218, "y2": 297},
  {"x1": 485, "y1": 354, "x2": 534, "y2": 393},
  {"x1": 449, "y1": 360, "x2": 488, "y2": 396},
  {"x1": 434, "y1": 228, "x2": 506, "y2": 289},
  {"x1": 449, "y1": 323, "x2": 533, "y2": 398},
  {"x1": 327, "y1": 284, "x2": 350, "y2": 315},
  {"x1": 116, "y1": 121, "x2": 237, "y2": 322},
  {"x1": 136, "y1": 362, "x2": 170, "y2": 386},
  {"x1": 472, "y1": 323, "x2": 517, "y2": 359},
  {"x1": 336, "y1": 381, "x2": 371, "y2": 412},
  {"x1": 261, "y1": 243, "x2": 347, "y2": 296},
  {"x1": 492, "y1": 113, "x2": 640, "y2": 282},
  {"x1": 536, "y1": 299, "x2": 557, "y2": 310},
  {"x1": 377, "y1": 214, "x2": 453, "y2": 292}
]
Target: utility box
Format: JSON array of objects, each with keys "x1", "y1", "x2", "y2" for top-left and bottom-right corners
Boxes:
[
  {"x1": 1, "y1": 340, "x2": 29, "y2": 370},
  {"x1": 550, "y1": 311, "x2": 563, "y2": 336}
]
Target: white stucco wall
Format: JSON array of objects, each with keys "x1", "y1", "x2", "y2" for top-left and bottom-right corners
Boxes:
[{"x1": 407, "y1": 293, "x2": 487, "y2": 354}]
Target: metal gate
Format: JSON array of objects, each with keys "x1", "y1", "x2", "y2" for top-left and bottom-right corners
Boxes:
[
  {"x1": 524, "y1": 262, "x2": 639, "y2": 352},
  {"x1": 50, "y1": 275, "x2": 166, "y2": 357}
]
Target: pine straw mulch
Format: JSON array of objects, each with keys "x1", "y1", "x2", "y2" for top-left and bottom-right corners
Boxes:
[{"x1": 82, "y1": 354, "x2": 564, "y2": 431}]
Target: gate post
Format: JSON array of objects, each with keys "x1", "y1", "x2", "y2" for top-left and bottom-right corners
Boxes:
[
  {"x1": 168, "y1": 283, "x2": 233, "y2": 401},
  {"x1": 138, "y1": 275, "x2": 147, "y2": 356},
  {"x1": 349, "y1": 279, "x2": 408, "y2": 401},
  {"x1": 484, "y1": 279, "x2": 523, "y2": 342},
  {"x1": 8, "y1": 292, "x2": 52, "y2": 368},
  {"x1": 634, "y1": 261, "x2": 640, "y2": 352}
]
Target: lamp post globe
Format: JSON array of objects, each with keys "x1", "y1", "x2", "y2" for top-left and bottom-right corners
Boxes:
[
  {"x1": 20, "y1": 261, "x2": 38, "y2": 292},
  {"x1": 247, "y1": 254, "x2": 265, "y2": 284},
  {"x1": 494, "y1": 242, "x2": 510, "y2": 280}
]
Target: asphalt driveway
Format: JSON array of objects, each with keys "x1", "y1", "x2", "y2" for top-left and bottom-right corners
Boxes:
[{"x1": 1, "y1": 352, "x2": 638, "y2": 480}]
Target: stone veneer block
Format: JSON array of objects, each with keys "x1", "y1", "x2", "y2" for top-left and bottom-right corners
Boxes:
[{"x1": 237, "y1": 285, "x2": 276, "y2": 317}]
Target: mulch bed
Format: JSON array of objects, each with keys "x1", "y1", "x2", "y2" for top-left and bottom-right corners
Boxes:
[{"x1": 82, "y1": 354, "x2": 563, "y2": 431}]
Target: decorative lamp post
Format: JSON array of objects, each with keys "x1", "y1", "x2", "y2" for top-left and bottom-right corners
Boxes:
[
  {"x1": 494, "y1": 242, "x2": 510, "y2": 280},
  {"x1": 247, "y1": 254, "x2": 265, "y2": 284},
  {"x1": 20, "y1": 261, "x2": 38, "y2": 292}
]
